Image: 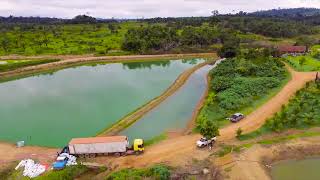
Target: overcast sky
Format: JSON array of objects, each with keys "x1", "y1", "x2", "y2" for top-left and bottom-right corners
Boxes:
[{"x1": 0, "y1": 0, "x2": 320, "y2": 19}]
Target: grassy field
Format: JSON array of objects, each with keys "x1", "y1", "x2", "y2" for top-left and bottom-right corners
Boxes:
[
  {"x1": 0, "y1": 59, "x2": 60, "y2": 72},
  {"x1": 0, "y1": 22, "x2": 143, "y2": 56},
  {"x1": 107, "y1": 164, "x2": 170, "y2": 180},
  {"x1": 285, "y1": 55, "x2": 320, "y2": 71}
]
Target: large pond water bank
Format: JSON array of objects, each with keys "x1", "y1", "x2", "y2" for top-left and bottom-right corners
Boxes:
[
  {"x1": 0, "y1": 59, "x2": 204, "y2": 147},
  {"x1": 121, "y1": 64, "x2": 213, "y2": 142},
  {"x1": 271, "y1": 158, "x2": 320, "y2": 180}
]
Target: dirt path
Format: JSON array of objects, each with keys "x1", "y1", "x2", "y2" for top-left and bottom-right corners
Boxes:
[
  {"x1": 0, "y1": 141, "x2": 58, "y2": 166},
  {"x1": 0, "y1": 53, "x2": 216, "y2": 79},
  {"x1": 96, "y1": 65, "x2": 316, "y2": 168},
  {"x1": 0, "y1": 65, "x2": 316, "y2": 170}
]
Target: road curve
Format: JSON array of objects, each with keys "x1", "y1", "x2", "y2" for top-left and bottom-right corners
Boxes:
[
  {"x1": 103, "y1": 65, "x2": 317, "y2": 168},
  {"x1": 0, "y1": 64, "x2": 317, "y2": 170}
]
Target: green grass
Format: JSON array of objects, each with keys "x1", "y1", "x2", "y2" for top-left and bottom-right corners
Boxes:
[
  {"x1": 214, "y1": 131, "x2": 320, "y2": 157},
  {"x1": 0, "y1": 59, "x2": 60, "y2": 72},
  {"x1": 144, "y1": 133, "x2": 168, "y2": 147},
  {"x1": 106, "y1": 164, "x2": 170, "y2": 180},
  {"x1": 285, "y1": 55, "x2": 320, "y2": 72},
  {"x1": 214, "y1": 145, "x2": 242, "y2": 157},
  {"x1": 257, "y1": 131, "x2": 320, "y2": 145}
]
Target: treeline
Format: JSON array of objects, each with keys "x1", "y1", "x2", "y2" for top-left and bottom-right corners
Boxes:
[
  {"x1": 251, "y1": 8, "x2": 320, "y2": 18},
  {"x1": 122, "y1": 16, "x2": 319, "y2": 53},
  {"x1": 1, "y1": 9, "x2": 320, "y2": 55},
  {"x1": 122, "y1": 24, "x2": 224, "y2": 54},
  {"x1": 0, "y1": 15, "x2": 117, "y2": 26},
  {"x1": 218, "y1": 16, "x2": 317, "y2": 38},
  {"x1": 140, "y1": 15, "x2": 319, "y2": 37}
]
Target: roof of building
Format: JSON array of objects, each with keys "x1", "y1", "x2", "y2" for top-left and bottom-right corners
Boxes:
[
  {"x1": 69, "y1": 136, "x2": 128, "y2": 145},
  {"x1": 278, "y1": 45, "x2": 307, "y2": 53}
]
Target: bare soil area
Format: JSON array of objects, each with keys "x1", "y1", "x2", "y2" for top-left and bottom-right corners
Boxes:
[{"x1": 218, "y1": 136, "x2": 320, "y2": 180}]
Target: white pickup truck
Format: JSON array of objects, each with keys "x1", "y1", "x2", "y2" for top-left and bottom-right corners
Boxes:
[{"x1": 196, "y1": 137, "x2": 217, "y2": 148}]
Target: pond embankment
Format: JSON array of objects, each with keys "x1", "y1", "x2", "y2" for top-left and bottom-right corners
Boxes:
[
  {"x1": 99, "y1": 60, "x2": 217, "y2": 136},
  {"x1": 0, "y1": 53, "x2": 216, "y2": 80},
  {"x1": 217, "y1": 135, "x2": 320, "y2": 180}
]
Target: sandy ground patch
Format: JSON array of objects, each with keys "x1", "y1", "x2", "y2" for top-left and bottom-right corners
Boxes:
[{"x1": 219, "y1": 136, "x2": 320, "y2": 180}]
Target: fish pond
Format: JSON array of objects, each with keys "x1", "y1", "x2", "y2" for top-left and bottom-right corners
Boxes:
[
  {"x1": 0, "y1": 59, "x2": 205, "y2": 147},
  {"x1": 121, "y1": 65, "x2": 212, "y2": 142},
  {"x1": 271, "y1": 158, "x2": 320, "y2": 180}
]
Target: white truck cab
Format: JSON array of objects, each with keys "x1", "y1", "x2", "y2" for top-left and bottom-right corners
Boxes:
[{"x1": 196, "y1": 137, "x2": 217, "y2": 148}]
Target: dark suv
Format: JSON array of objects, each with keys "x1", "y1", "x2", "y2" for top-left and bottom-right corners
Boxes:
[{"x1": 228, "y1": 113, "x2": 245, "y2": 123}]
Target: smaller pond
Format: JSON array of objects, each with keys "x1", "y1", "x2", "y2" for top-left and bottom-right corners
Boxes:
[
  {"x1": 271, "y1": 158, "x2": 320, "y2": 180},
  {"x1": 121, "y1": 65, "x2": 213, "y2": 142}
]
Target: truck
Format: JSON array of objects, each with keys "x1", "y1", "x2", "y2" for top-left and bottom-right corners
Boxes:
[
  {"x1": 196, "y1": 137, "x2": 217, "y2": 148},
  {"x1": 67, "y1": 136, "x2": 144, "y2": 158}
]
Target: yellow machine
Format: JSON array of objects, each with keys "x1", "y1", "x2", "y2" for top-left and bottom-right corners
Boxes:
[{"x1": 133, "y1": 139, "x2": 145, "y2": 152}]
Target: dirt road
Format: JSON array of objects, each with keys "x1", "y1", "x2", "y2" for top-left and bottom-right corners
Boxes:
[
  {"x1": 98, "y1": 65, "x2": 316, "y2": 168},
  {"x1": 0, "y1": 65, "x2": 316, "y2": 170},
  {"x1": 0, "y1": 53, "x2": 216, "y2": 79}
]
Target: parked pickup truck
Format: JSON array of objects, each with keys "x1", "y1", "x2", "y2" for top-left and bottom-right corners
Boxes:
[
  {"x1": 196, "y1": 137, "x2": 217, "y2": 148},
  {"x1": 67, "y1": 136, "x2": 144, "y2": 158}
]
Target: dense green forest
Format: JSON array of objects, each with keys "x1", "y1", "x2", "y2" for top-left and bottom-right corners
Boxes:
[
  {"x1": 196, "y1": 49, "x2": 288, "y2": 129},
  {"x1": 240, "y1": 81, "x2": 320, "y2": 140},
  {"x1": 251, "y1": 8, "x2": 320, "y2": 18},
  {"x1": 1, "y1": 8, "x2": 320, "y2": 56}
]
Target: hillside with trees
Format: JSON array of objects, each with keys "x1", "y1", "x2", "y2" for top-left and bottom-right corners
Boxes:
[
  {"x1": 0, "y1": 8, "x2": 320, "y2": 55},
  {"x1": 251, "y1": 8, "x2": 320, "y2": 18}
]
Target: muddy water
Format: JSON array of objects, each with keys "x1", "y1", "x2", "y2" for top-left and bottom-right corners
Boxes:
[
  {"x1": 271, "y1": 158, "x2": 320, "y2": 180},
  {"x1": 121, "y1": 65, "x2": 213, "y2": 142},
  {"x1": 0, "y1": 59, "x2": 203, "y2": 147}
]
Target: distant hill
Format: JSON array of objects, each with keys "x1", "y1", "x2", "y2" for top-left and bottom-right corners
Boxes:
[
  {"x1": 0, "y1": 15, "x2": 117, "y2": 24},
  {"x1": 251, "y1": 8, "x2": 320, "y2": 18}
]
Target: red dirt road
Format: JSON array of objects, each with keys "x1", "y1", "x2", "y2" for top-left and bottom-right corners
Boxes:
[
  {"x1": 101, "y1": 65, "x2": 317, "y2": 168},
  {"x1": 0, "y1": 65, "x2": 317, "y2": 170}
]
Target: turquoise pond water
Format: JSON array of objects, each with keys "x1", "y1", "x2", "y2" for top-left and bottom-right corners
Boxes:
[
  {"x1": 0, "y1": 59, "x2": 204, "y2": 147},
  {"x1": 121, "y1": 65, "x2": 212, "y2": 142}
]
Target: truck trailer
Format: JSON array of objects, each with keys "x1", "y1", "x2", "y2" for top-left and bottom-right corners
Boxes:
[{"x1": 68, "y1": 136, "x2": 144, "y2": 158}]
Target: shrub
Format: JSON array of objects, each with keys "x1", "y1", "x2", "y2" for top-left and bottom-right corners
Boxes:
[
  {"x1": 236, "y1": 128, "x2": 243, "y2": 138},
  {"x1": 106, "y1": 165, "x2": 170, "y2": 180}
]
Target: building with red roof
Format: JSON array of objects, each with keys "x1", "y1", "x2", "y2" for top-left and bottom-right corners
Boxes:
[{"x1": 277, "y1": 45, "x2": 307, "y2": 55}]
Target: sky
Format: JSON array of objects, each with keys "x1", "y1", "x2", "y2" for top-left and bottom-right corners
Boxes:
[{"x1": 0, "y1": 0, "x2": 320, "y2": 19}]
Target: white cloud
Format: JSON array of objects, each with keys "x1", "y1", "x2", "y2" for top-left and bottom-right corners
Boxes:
[{"x1": 0, "y1": 0, "x2": 319, "y2": 18}]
